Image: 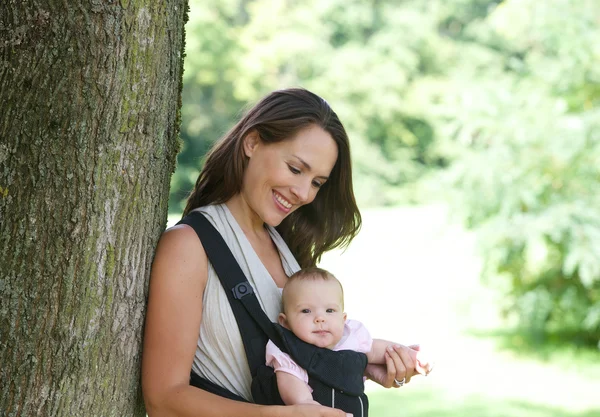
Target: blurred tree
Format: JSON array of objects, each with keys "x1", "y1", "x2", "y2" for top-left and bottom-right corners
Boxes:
[
  {"x1": 169, "y1": 0, "x2": 249, "y2": 213},
  {"x1": 0, "y1": 1, "x2": 187, "y2": 415},
  {"x1": 424, "y1": 0, "x2": 600, "y2": 345}
]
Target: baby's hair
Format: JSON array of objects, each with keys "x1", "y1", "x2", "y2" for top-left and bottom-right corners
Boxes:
[{"x1": 281, "y1": 267, "x2": 344, "y2": 312}]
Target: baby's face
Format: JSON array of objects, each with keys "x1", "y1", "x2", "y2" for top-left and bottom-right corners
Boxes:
[{"x1": 279, "y1": 279, "x2": 346, "y2": 349}]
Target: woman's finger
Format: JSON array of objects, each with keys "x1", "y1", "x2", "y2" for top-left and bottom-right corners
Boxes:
[
  {"x1": 324, "y1": 407, "x2": 350, "y2": 417},
  {"x1": 392, "y1": 345, "x2": 417, "y2": 383},
  {"x1": 386, "y1": 346, "x2": 407, "y2": 387},
  {"x1": 383, "y1": 350, "x2": 397, "y2": 388}
]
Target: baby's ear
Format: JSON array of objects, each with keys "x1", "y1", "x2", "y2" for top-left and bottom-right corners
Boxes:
[
  {"x1": 278, "y1": 313, "x2": 289, "y2": 328},
  {"x1": 343, "y1": 312, "x2": 347, "y2": 322}
]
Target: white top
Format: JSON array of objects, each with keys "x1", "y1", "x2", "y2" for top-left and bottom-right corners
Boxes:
[{"x1": 190, "y1": 204, "x2": 301, "y2": 400}]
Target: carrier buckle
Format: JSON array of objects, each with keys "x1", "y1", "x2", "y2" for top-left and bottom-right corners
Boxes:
[{"x1": 232, "y1": 282, "x2": 253, "y2": 299}]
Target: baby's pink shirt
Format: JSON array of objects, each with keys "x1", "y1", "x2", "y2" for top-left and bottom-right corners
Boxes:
[{"x1": 265, "y1": 319, "x2": 373, "y2": 385}]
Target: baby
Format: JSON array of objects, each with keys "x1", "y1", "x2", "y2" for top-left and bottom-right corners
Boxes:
[{"x1": 266, "y1": 267, "x2": 433, "y2": 406}]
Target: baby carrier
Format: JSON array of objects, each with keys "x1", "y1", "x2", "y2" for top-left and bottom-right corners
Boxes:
[{"x1": 178, "y1": 211, "x2": 370, "y2": 416}]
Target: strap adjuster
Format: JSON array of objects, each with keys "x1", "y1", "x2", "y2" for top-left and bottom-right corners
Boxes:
[{"x1": 232, "y1": 282, "x2": 253, "y2": 299}]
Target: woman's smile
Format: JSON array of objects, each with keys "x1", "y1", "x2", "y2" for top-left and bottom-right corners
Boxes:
[{"x1": 273, "y1": 190, "x2": 292, "y2": 212}]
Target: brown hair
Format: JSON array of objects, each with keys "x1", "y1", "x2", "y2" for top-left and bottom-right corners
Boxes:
[
  {"x1": 281, "y1": 267, "x2": 344, "y2": 312},
  {"x1": 183, "y1": 88, "x2": 361, "y2": 267}
]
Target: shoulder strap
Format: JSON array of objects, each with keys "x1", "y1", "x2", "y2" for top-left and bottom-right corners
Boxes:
[{"x1": 178, "y1": 210, "x2": 285, "y2": 377}]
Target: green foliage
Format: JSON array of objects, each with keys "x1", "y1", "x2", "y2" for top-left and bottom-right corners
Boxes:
[
  {"x1": 177, "y1": 0, "x2": 600, "y2": 345},
  {"x1": 169, "y1": 0, "x2": 249, "y2": 213},
  {"x1": 424, "y1": 0, "x2": 600, "y2": 345}
]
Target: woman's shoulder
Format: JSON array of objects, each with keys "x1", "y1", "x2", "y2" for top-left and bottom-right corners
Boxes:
[
  {"x1": 149, "y1": 223, "x2": 209, "y2": 304},
  {"x1": 165, "y1": 204, "x2": 226, "y2": 241},
  {"x1": 157, "y1": 223, "x2": 206, "y2": 267},
  {"x1": 163, "y1": 218, "x2": 200, "y2": 242},
  {"x1": 157, "y1": 205, "x2": 230, "y2": 272}
]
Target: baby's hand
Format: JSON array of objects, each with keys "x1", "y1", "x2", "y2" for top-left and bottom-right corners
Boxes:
[{"x1": 408, "y1": 344, "x2": 434, "y2": 376}]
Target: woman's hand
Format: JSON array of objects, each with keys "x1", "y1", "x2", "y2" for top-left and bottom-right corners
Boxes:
[
  {"x1": 282, "y1": 404, "x2": 351, "y2": 417},
  {"x1": 364, "y1": 343, "x2": 419, "y2": 388}
]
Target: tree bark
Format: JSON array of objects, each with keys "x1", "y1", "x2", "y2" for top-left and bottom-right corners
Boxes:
[{"x1": 0, "y1": 1, "x2": 188, "y2": 415}]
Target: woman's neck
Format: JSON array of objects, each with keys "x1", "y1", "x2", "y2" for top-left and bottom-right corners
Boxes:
[{"x1": 225, "y1": 194, "x2": 266, "y2": 238}]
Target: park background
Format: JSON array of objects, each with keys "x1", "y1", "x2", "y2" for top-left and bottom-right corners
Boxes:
[{"x1": 170, "y1": 0, "x2": 600, "y2": 416}]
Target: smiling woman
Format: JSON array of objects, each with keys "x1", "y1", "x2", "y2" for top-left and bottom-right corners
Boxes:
[
  {"x1": 142, "y1": 88, "x2": 422, "y2": 417},
  {"x1": 238, "y1": 124, "x2": 338, "y2": 229},
  {"x1": 182, "y1": 88, "x2": 360, "y2": 268}
]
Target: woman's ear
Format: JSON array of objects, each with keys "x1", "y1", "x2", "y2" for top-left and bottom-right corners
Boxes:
[
  {"x1": 243, "y1": 130, "x2": 260, "y2": 158},
  {"x1": 278, "y1": 313, "x2": 289, "y2": 329}
]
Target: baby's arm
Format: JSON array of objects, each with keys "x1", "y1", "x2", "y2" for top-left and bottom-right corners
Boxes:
[
  {"x1": 366, "y1": 339, "x2": 395, "y2": 364},
  {"x1": 266, "y1": 340, "x2": 320, "y2": 405},
  {"x1": 276, "y1": 371, "x2": 319, "y2": 406}
]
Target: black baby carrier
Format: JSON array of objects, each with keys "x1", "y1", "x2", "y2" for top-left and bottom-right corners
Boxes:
[{"x1": 178, "y1": 211, "x2": 370, "y2": 416}]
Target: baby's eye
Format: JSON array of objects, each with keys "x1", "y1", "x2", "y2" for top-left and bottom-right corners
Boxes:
[
  {"x1": 301, "y1": 309, "x2": 311, "y2": 314},
  {"x1": 288, "y1": 164, "x2": 301, "y2": 175},
  {"x1": 326, "y1": 308, "x2": 335, "y2": 313}
]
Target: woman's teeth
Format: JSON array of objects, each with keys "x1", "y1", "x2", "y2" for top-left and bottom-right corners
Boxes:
[{"x1": 275, "y1": 193, "x2": 292, "y2": 208}]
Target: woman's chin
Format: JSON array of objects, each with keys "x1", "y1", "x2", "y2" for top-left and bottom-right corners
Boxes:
[
  {"x1": 263, "y1": 209, "x2": 290, "y2": 227},
  {"x1": 262, "y1": 216, "x2": 282, "y2": 228}
]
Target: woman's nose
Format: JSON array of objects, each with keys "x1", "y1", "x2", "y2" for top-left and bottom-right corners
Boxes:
[{"x1": 290, "y1": 179, "x2": 311, "y2": 203}]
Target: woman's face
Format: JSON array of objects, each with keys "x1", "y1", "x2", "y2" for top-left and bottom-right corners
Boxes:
[{"x1": 242, "y1": 124, "x2": 338, "y2": 227}]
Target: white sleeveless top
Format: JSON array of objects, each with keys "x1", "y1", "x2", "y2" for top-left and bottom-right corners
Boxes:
[{"x1": 190, "y1": 204, "x2": 301, "y2": 400}]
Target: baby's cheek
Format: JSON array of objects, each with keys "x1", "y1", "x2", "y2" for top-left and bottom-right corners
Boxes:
[{"x1": 294, "y1": 324, "x2": 313, "y2": 343}]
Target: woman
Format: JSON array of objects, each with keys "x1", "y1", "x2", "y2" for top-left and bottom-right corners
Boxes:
[{"x1": 142, "y1": 88, "x2": 421, "y2": 417}]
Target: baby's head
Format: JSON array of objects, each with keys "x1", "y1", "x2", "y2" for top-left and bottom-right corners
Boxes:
[{"x1": 279, "y1": 267, "x2": 347, "y2": 349}]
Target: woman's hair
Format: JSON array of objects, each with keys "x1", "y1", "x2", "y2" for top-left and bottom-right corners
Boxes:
[
  {"x1": 281, "y1": 267, "x2": 344, "y2": 312},
  {"x1": 183, "y1": 88, "x2": 361, "y2": 267}
]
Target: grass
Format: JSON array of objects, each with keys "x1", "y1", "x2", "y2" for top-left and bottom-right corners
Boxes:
[{"x1": 367, "y1": 388, "x2": 600, "y2": 417}]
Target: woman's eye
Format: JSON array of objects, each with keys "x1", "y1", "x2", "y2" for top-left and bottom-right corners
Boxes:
[
  {"x1": 288, "y1": 165, "x2": 301, "y2": 175},
  {"x1": 312, "y1": 180, "x2": 323, "y2": 189}
]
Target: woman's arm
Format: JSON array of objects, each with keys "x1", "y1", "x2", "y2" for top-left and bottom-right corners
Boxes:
[
  {"x1": 142, "y1": 225, "x2": 246, "y2": 416},
  {"x1": 141, "y1": 225, "x2": 345, "y2": 417}
]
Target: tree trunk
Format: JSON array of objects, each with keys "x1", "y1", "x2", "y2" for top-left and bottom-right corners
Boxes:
[{"x1": 0, "y1": 1, "x2": 188, "y2": 415}]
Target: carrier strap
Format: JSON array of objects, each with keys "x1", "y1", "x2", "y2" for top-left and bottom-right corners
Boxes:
[
  {"x1": 178, "y1": 211, "x2": 284, "y2": 377},
  {"x1": 189, "y1": 371, "x2": 249, "y2": 402}
]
